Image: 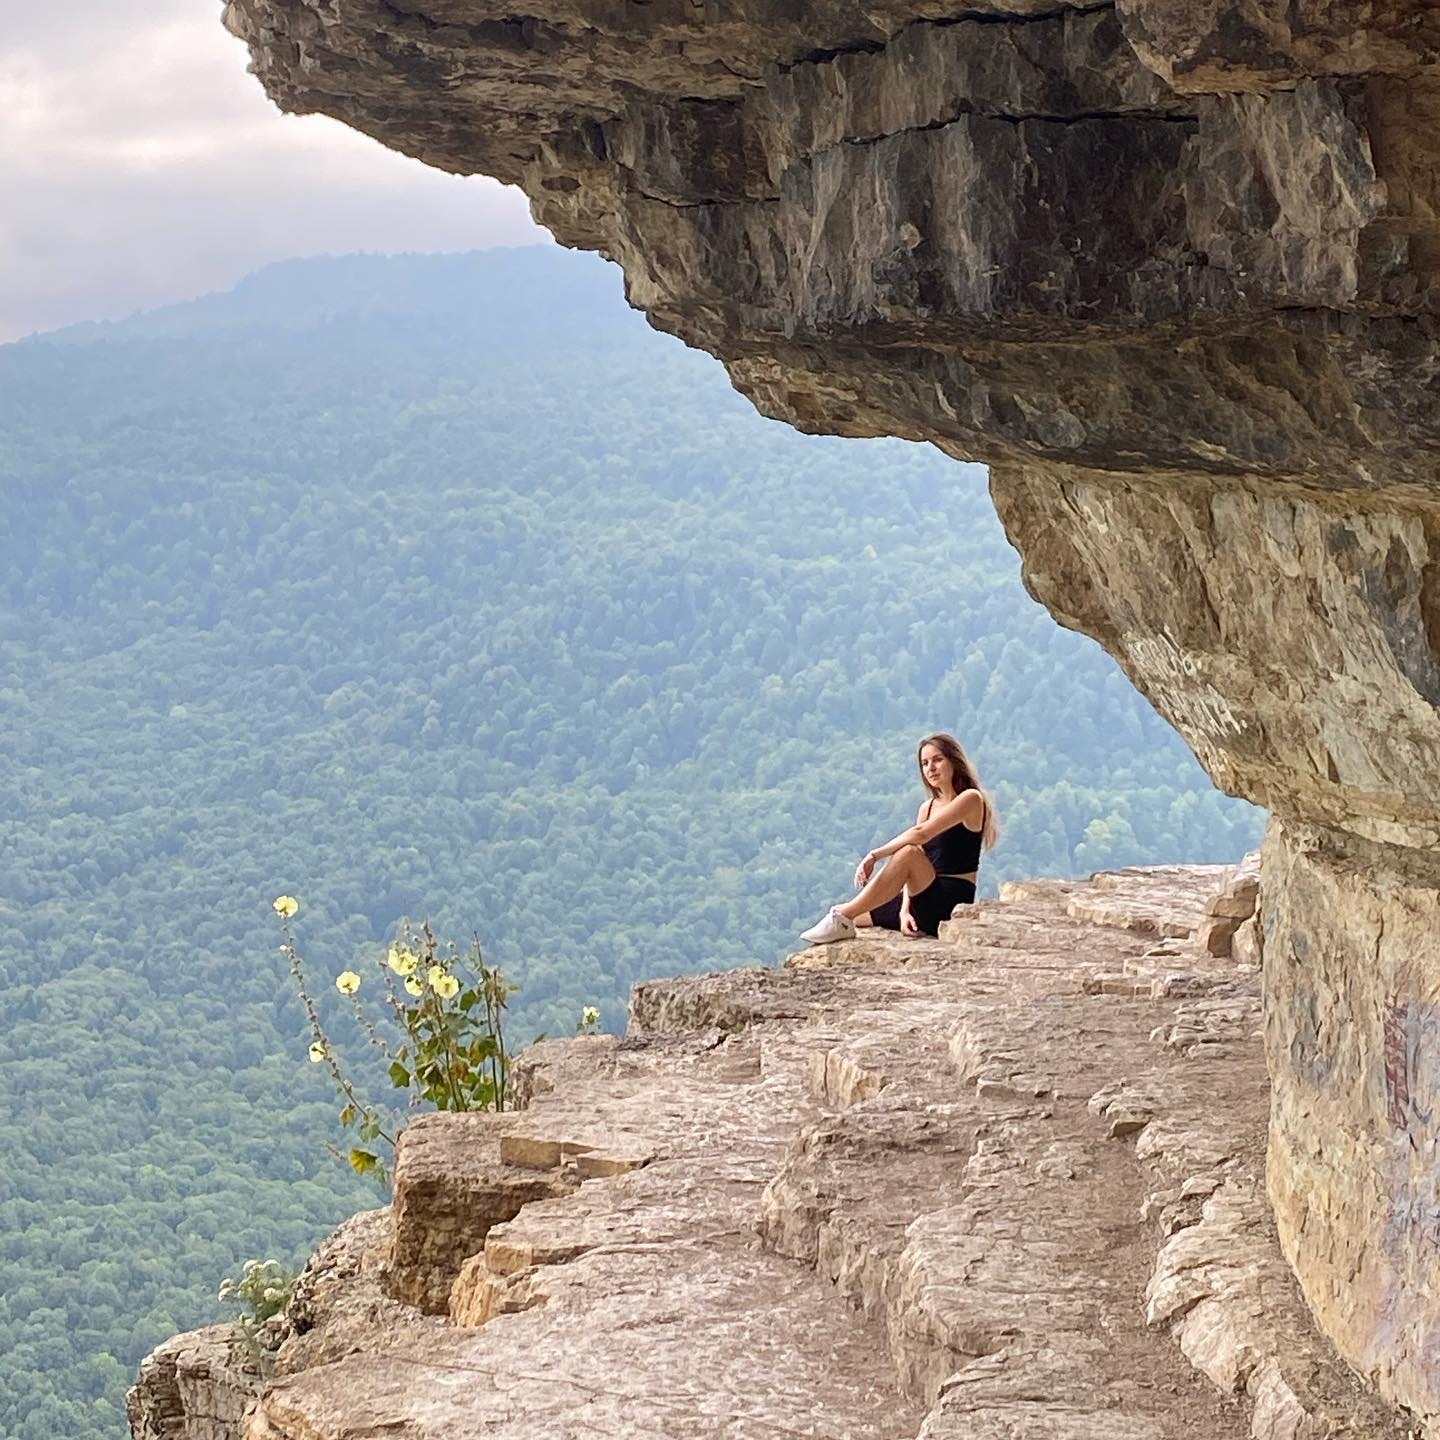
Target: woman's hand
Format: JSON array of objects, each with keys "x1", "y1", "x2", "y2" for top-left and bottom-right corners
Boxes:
[
  {"x1": 853, "y1": 851, "x2": 876, "y2": 889},
  {"x1": 900, "y1": 906, "x2": 920, "y2": 938}
]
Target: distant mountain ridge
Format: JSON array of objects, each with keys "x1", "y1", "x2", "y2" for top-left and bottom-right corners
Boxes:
[{"x1": 24, "y1": 244, "x2": 630, "y2": 345}]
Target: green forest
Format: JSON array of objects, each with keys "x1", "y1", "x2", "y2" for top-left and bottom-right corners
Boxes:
[{"x1": 0, "y1": 246, "x2": 1262, "y2": 1439}]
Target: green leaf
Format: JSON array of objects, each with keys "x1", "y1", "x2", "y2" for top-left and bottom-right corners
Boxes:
[
  {"x1": 349, "y1": 1148, "x2": 379, "y2": 1176},
  {"x1": 339, "y1": 1103, "x2": 357, "y2": 1128},
  {"x1": 389, "y1": 1061, "x2": 411, "y2": 1088}
]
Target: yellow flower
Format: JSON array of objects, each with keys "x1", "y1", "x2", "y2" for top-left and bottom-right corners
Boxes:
[
  {"x1": 581, "y1": 1005, "x2": 600, "y2": 1027},
  {"x1": 433, "y1": 973, "x2": 460, "y2": 1000},
  {"x1": 427, "y1": 965, "x2": 447, "y2": 989},
  {"x1": 335, "y1": 971, "x2": 361, "y2": 995},
  {"x1": 272, "y1": 895, "x2": 299, "y2": 918},
  {"x1": 308, "y1": 1042, "x2": 327, "y2": 1064},
  {"x1": 403, "y1": 976, "x2": 424, "y2": 997},
  {"x1": 387, "y1": 945, "x2": 418, "y2": 976}
]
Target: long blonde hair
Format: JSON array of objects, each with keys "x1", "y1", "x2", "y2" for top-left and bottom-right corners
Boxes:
[{"x1": 916, "y1": 733, "x2": 1000, "y2": 851}]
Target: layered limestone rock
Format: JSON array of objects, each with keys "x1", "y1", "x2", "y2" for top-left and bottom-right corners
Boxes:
[
  {"x1": 126, "y1": 1327, "x2": 263, "y2": 1440},
  {"x1": 221, "y1": 0, "x2": 1440, "y2": 1418},
  {"x1": 131, "y1": 865, "x2": 1417, "y2": 1440}
]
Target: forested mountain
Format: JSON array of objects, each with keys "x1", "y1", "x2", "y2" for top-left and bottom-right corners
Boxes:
[{"x1": 0, "y1": 246, "x2": 1262, "y2": 1439}]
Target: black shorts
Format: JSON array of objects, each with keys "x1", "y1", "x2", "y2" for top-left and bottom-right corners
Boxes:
[{"x1": 870, "y1": 876, "x2": 976, "y2": 936}]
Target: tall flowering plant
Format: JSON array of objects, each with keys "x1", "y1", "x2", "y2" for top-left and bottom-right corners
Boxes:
[{"x1": 272, "y1": 897, "x2": 515, "y2": 1185}]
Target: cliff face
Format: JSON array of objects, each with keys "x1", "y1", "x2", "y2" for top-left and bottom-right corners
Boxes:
[{"x1": 220, "y1": 0, "x2": 1440, "y2": 1419}]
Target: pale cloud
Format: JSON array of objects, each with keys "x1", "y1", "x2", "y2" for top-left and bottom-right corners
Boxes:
[{"x1": 1, "y1": 2, "x2": 546, "y2": 340}]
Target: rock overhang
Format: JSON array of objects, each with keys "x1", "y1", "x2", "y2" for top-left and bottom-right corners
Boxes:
[
  {"x1": 224, "y1": 0, "x2": 1440, "y2": 1423},
  {"x1": 224, "y1": 3, "x2": 1440, "y2": 503}
]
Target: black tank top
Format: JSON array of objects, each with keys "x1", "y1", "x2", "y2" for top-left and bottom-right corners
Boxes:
[{"x1": 922, "y1": 797, "x2": 983, "y2": 875}]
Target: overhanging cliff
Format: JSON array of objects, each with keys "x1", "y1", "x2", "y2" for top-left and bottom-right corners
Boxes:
[{"x1": 222, "y1": 0, "x2": 1440, "y2": 1420}]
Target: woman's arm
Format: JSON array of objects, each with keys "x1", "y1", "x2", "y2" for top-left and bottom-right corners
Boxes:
[
  {"x1": 857, "y1": 797, "x2": 966, "y2": 889},
  {"x1": 864, "y1": 790, "x2": 984, "y2": 864},
  {"x1": 898, "y1": 801, "x2": 927, "y2": 926},
  {"x1": 855, "y1": 800, "x2": 929, "y2": 890}
]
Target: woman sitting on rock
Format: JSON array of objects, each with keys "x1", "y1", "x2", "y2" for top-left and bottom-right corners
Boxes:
[{"x1": 800, "y1": 732, "x2": 999, "y2": 944}]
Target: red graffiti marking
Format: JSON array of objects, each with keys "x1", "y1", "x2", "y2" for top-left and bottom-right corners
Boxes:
[{"x1": 1384, "y1": 998, "x2": 1411, "y2": 1131}]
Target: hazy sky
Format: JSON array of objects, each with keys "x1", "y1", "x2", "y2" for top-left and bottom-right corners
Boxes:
[{"x1": 1, "y1": 0, "x2": 547, "y2": 341}]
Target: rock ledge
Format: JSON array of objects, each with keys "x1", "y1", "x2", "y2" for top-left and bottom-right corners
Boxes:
[{"x1": 130, "y1": 862, "x2": 1414, "y2": 1440}]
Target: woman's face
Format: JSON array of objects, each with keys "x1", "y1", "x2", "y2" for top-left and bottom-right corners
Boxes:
[{"x1": 920, "y1": 744, "x2": 953, "y2": 793}]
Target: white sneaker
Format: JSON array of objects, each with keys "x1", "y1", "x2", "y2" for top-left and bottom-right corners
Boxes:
[{"x1": 800, "y1": 906, "x2": 857, "y2": 945}]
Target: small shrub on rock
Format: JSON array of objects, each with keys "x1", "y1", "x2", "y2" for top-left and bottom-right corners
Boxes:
[
  {"x1": 273, "y1": 897, "x2": 516, "y2": 1186},
  {"x1": 216, "y1": 1258, "x2": 297, "y2": 1377}
]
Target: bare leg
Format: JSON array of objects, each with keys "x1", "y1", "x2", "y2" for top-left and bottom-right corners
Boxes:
[{"x1": 836, "y1": 846, "x2": 935, "y2": 921}]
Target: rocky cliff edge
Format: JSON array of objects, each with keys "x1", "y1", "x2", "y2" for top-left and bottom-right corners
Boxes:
[{"x1": 130, "y1": 861, "x2": 1416, "y2": 1440}]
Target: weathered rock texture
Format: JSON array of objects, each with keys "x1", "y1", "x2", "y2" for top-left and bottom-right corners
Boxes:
[
  {"x1": 131, "y1": 866, "x2": 1415, "y2": 1440},
  {"x1": 126, "y1": 1326, "x2": 263, "y2": 1440},
  {"x1": 220, "y1": 0, "x2": 1440, "y2": 1418}
]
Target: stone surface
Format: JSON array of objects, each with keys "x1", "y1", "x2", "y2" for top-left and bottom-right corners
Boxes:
[
  {"x1": 1197, "y1": 913, "x2": 1244, "y2": 957},
  {"x1": 126, "y1": 1326, "x2": 262, "y2": 1440},
  {"x1": 1265, "y1": 818, "x2": 1440, "y2": 1424},
  {"x1": 388, "y1": 1112, "x2": 572, "y2": 1312},
  {"x1": 1232, "y1": 912, "x2": 1264, "y2": 970},
  {"x1": 1138, "y1": 1112, "x2": 1401, "y2": 1440},
  {"x1": 1068, "y1": 864, "x2": 1232, "y2": 938},
  {"x1": 134, "y1": 865, "x2": 1416, "y2": 1440},
  {"x1": 218, "y1": 0, "x2": 1440, "y2": 1417},
  {"x1": 276, "y1": 1209, "x2": 446, "y2": 1374}
]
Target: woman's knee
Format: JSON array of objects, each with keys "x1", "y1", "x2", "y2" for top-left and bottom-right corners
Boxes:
[{"x1": 894, "y1": 845, "x2": 935, "y2": 886}]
